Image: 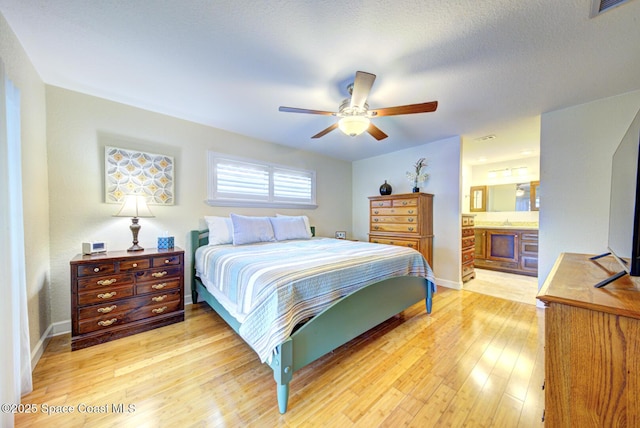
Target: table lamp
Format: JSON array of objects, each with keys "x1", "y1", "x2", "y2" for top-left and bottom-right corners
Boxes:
[{"x1": 114, "y1": 194, "x2": 154, "y2": 251}]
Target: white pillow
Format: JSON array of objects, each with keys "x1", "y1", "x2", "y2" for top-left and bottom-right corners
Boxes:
[
  {"x1": 204, "y1": 216, "x2": 233, "y2": 245},
  {"x1": 276, "y1": 214, "x2": 312, "y2": 238},
  {"x1": 230, "y1": 214, "x2": 276, "y2": 245},
  {"x1": 269, "y1": 216, "x2": 311, "y2": 241}
]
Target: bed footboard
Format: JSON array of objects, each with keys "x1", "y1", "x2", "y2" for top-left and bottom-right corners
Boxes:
[{"x1": 268, "y1": 275, "x2": 432, "y2": 413}]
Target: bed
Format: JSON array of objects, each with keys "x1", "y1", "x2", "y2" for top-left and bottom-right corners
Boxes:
[{"x1": 190, "y1": 222, "x2": 435, "y2": 413}]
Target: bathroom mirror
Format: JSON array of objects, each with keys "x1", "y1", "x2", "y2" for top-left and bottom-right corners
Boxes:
[{"x1": 471, "y1": 182, "x2": 538, "y2": 212}]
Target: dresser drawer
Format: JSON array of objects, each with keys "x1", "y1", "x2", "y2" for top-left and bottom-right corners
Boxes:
[
  {"x1": 462, "y1": 248, "x2": 475, "y2": 264},
  {"x1": 462, "y1": 236, "x2": 475, "y2": 249},
  {"x1": 462, "y1": 263, "x2": 475, "y2": 278},
  {"x1": 370, "y1": 207, "x2": 418, "y2": 216},
  {"x1": 77, "y1": 263, "x2": 116, "y2": 277},
  {"x1": 153, "y1": 254, "x2": 182, "y2": 267},
  {"x1": 120, "y1": 258, "x2": 151, "y2": 271},
  {"x1": 370, "y1": 237, "x2": 420, "y2": 251},
  {"x1": 77, "y1": 273, "x2": 133, "y2": 291},
  {"x1": 78, "y1": 284, "x2": 135, "y2": 306},
  {"x1": 371, "y1": 215, "x2": 417, "y2": 224},
  {"x1": 136, "y1": 278, "x2": 182, "y2": 294},
  {"x1": 135, "y1": 266, "x2": 183, "y2": 282},
  {"x1": 393, "y1": 198, "x2": 418, "y2": 207},
  {"x1": 78, "y1": 295, "x2": 181, "y2": 334},
  {"x1": 370, "y1": 199, "x2": 392, "y2": 208},
  {"x1": 462, "y1": 227, "x2": 475, "y2": 237},
  {"x1": 371, "y1": 223, "x2": 418, "y2": 233}
]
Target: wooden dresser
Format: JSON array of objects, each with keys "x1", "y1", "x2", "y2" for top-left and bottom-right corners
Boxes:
[
  {"x1": 461, "y1": 214, "x2": 475, "y2": 282},
  {"x1": 70, "y1": 247, "x2": 185, "y2": 350},
  {"x1": 537, "y1": 253, "x2": 640, "y2": 425},
  {"x1": 368, "y1": 192, "x2": 433, "y2": 268}
]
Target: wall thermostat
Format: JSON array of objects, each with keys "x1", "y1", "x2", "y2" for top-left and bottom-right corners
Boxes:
[{"x1": 82, "y1": 241, "x2": 107, "y2": 255}]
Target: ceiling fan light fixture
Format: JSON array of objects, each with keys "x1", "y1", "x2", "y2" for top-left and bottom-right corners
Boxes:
[{"x1": 338, "y1": 116, "x2": 370, "y2": 137}]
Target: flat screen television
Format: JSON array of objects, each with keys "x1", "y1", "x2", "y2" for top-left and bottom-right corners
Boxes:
[{"x1": 593, "y1": 107, "x2": 640, "y2": 287}]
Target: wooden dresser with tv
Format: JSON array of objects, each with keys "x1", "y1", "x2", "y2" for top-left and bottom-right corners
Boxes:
[{"x1": 537, "y1": 252, "x2": 640, "y2": 425}]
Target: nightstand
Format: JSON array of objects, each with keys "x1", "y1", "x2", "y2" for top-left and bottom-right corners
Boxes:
[{"x1": 70, "y1": 247, "x2": 185, "y2": 350}]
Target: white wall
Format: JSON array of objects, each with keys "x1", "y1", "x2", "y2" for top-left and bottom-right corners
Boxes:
[
  {"x1": 46, "y1": 86, "x2": 352, "y2": 330},
  {"x1": 539, "y1": 89, "x2": 640, "y2": 286},
  {"x1": 0, "y1": 13, "x2": 51, "y2": 356},
  {"x1": 352, "y1": 136, "x2": 462, "y2": 288}
]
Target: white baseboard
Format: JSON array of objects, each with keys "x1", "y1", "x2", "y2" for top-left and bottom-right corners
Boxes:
[{"x1": 436, "y1": 277, "x2": 462, "y2": 290}]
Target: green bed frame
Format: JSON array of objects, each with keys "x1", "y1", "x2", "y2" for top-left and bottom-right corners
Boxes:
[{"x1": 190, "y1": 230, "x2": 433, "y2": 413}]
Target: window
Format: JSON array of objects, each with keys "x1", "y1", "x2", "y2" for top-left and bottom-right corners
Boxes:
[{"x1": 207, "y1": 152, "x2": 317, "y2": 208}]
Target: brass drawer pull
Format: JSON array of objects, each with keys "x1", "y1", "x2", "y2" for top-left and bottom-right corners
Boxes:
[
  {"x1": 152, "y1": 295, "x2": 167, "y2": 302},
  {"x1": 408, "y1": 227, "x2": 414, "y2": 231},
  {"x1": 152, "y1": 283, "x2": 167, "y2": 290},
  {"x1": 374, "y1": 218, "x2": 379, "y2": 222},
  {"x1": 152, "y1": 306, "x2": 168, "y2": 314},
  {"x1": 408, "y1": 218, "x2": 414, "y2": 222},
  {"x1": 98, "y1": 318, "x2": 117, "y2": 327},
  {"x1": 97, "y1": 278, "x2": 116, "y2": 286},
  {"x1": 408, "y1": 210, "x2": 415, "y2": 214},
  {"x1": 373, "y1": 226, "x2": 379, "y2": 230},
  {"x1": 402, "y1": 201, "x2": 408, "y2": 205},
  {"x1": 97, "y1": 305, "x2": 117, "y2": 313},
  {"x1": 97, "y1": 292, "x2": 117, "y2": 299},
  {"x1": 377, "y1": 202, "x2": 384, "y2": 206},
  {"x1": 373, "y1": 210, "x2": 379, "y2": 214},
  {"x1": 152, "y1": 271, "x2": 168, "y2": 278}
]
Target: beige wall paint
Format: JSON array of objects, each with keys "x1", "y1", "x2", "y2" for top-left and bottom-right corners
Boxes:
[
  {"x1": 46, "y1": 86, "x2": 352, "y2": 327},
  {"x1": 539, "y1": 89, "x2": 640, "y2": 286},
  {"x1": 352, "y1": 136, "x2": 462, "y2": 289},
  {"x1": 0, "y1": 13, "x2": 51, "y2": 355}
]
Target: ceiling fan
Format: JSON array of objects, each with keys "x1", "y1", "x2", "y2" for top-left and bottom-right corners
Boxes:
[{"x1": 279, "y1": 71, "x2": 438, "y2": 140}]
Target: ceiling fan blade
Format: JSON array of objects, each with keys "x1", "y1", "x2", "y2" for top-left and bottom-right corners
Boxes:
[
  {"x1": 350, "y1": 71, "x2": 376, "y2": 110},
  {"x1": 370, "y1": 101, "x2": 438, "y2": 117},
  {"x1": 311, "y1": 123, "x2": 339, "y2": 139},
  {"x1": 279, "y1": 106, "x2": 336, "y2": 116},
  {"x1": 367, "y1": 123, "x2": 388, "y2": 141}
]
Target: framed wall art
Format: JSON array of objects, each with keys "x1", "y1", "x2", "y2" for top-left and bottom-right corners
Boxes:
[{"x1": 105, "y1": 146, "x2": 174, "y2": 205}]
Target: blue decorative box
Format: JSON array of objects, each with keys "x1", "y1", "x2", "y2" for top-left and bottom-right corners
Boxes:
[{"x1": 157, "y1": 236, "x2": 174, "y2": 249}]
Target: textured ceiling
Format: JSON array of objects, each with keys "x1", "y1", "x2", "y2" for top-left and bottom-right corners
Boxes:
[{"x1": 1, "y1": 0, "x2": 640, "y2": 161}]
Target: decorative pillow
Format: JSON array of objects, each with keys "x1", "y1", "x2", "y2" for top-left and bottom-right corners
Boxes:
[
  {"x1": 204, "y1": 216, "x2": 233, "y2": 245},
  {"x1": 269, "y1": 216, "x2": 311, "y2": 241},
  {"x1": 230, "y1": 214, "x2": 276, "y2": 245},
  {"x1": 275, "y1": 214, "x2": 312, "y2": 238}
]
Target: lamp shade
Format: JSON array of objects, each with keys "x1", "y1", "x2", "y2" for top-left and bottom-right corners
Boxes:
[
  {"x1": 338, "y1": 116, "x2": 370, "y2": 137},
  {"x1": 114, "y1": 194, "x2": 154, "y2": 218}
]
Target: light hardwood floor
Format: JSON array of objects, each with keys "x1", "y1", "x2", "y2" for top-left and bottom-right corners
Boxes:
[{"x1": 17, "y1": 287, "x2": 545, "y2": 427}]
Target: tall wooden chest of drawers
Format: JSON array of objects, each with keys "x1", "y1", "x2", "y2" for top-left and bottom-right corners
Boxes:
[
  {"x1": 368, "y1": 192, "x2": 434, "y2": 268},
  {"x1": 461, "y1": 214, "x2": 476, "y2": 282},
  {"x1": 70, "y1": 247, "x2": 185, "y2": 350}
]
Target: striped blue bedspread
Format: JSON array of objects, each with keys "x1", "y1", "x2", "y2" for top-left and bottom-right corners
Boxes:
[{"x1": 195, "y1": 238, "x2": 435, "y2": 362}]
